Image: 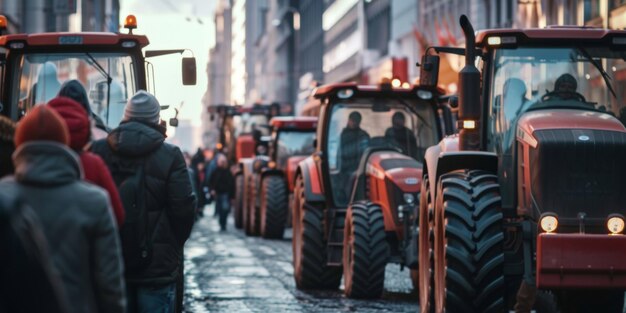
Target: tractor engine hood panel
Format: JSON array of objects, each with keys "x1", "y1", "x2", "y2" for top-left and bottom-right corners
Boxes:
[
  {"x1": 366, "y1": 151, "x2": 422, "y2": 193},
  {"x1": 518, "y1": 109, "x2": 626, "y2": 228}
]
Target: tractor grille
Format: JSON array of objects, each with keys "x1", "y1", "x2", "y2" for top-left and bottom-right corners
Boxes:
[{"x1": 529, "y1": 129, "x2": 626, "y2": 223}]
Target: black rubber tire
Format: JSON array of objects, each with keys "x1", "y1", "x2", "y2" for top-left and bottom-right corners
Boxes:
[
  {"x1": 292, "y1": 175, "x2": 342, "y2": 290},
  {"x1": 234, "y1": 174, "x2": 244, "y2": 229},
  {"x1": 433, "y1": 170, "x2": 505, "y2": 313},
  {"x1": 343, "y1": 201, "x2": 389, "y2": 298},
  {"x1": 260, "y1": 175, "x2": 288, "y2": 239},
  {"x1": 418, "y1": 175, "x2": 434, "y2": 313}
]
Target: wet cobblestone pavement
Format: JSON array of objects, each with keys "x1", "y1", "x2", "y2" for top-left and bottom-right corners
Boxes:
[{"x1": 182, "y1": 207, "x2": 419, "y2": 312}]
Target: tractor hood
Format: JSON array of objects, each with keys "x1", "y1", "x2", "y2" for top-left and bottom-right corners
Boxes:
[
  {"x1": 516, "y1": 109, "x2": 626, "y2": 231},
  {"x1": 366, "y1": 151, "x2": 422, "y2": 193}
]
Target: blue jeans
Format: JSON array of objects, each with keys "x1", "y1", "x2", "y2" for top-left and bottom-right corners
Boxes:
[
  {"x1": 127, "y1": 283, "x2": 176, "y2": 313},
  {"x1": 216, "y1": 193, "x2": 230, "y2": 230}
]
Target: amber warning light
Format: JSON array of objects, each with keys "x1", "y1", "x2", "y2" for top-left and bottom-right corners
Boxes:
[
  {"x1": 124, "y1": 15, "x2": 137, "y2": 32},
  {"x1": 0, "y1": 15, "x2": 7, "y2": 32}
]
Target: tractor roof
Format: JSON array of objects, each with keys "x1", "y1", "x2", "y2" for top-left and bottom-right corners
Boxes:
[
  {"x1": 313, "y1": 82, "x2": 443, "y2": 99},
  {"x1": 476, "y1": 27, "x2": 626, "y2": 46},
  {"x1": 269, "y1": 116, "x2": 318, "y2": 130},
  {"x1": 0, "y1": 32, "x2": 150, "y2": 49}
]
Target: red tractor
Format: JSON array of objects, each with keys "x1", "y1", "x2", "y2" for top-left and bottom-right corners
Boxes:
[
  {"x1": 0, "y1": 15, "x2": 196, "y2": 127},
  {"x1": 418, "y1": 15, "x2": 626, "y2": 313},
  {"x1": 242, "y1": 116, "x2": 317, "y2": 239},
  {"x1": 291, "y1": 82, "x2": 454, "y2": 298}
]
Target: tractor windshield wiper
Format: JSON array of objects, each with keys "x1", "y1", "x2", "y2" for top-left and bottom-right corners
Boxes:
[
  {"x1": 577, "y1": 47, "x2": 617, "y2": 99},
  {"x1": 85, "y1": 53, "x2": 112, "y2": 123}
]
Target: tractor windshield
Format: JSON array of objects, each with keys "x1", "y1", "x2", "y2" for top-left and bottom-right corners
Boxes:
[
  {"x1": 14, "y1": 52, "x2": 137, "y2": 128},
  {"x1": 489, "y1": 46, "x2": 626, "y2": 150},
  {"x1": 326, "y1": 99, "x2": 437, "y2": 206},
  {"x1": 275, "y1": 131, "x2": 316, "y2": 169}
]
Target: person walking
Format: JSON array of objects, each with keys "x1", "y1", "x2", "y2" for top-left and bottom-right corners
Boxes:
[
  {"x1": 208, "y1": 154, "x2": 235, "y2": 231},
  {"x1": 0, "y1": 105, "x2": 126, "y2": 313},
  {"x1": 58, "y1": 79, "x2": 109, "y2": 140},
  {"x1": 48, "y1": 96, "x2": 125, "y2": 226},
  {"x1": 91, "y1": 90, "x2": 196, "y2": 313}
]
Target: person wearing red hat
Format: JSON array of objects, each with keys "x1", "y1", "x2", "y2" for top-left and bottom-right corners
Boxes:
[
  {"x1": 1, "y1": 105, "x2": 126, "y2": 313},
  {"x1": 48, "y1": 96, "x2": 125, "y2": 226}
]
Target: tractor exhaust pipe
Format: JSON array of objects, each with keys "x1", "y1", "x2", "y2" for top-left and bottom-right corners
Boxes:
[{"x1": 458, "y1": 15, "x2": 481, "y2": 151}]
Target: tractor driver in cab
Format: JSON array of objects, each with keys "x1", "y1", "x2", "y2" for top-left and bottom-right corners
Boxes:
[
  {"x1": 336, "y1": 111, "x2": 370, "y2": 202},
  {"x1": 543, "y1": 73, "x2": 585, "y2": 103},
  {"x1": 385, "y1": 112, "x2": 418, "y2": 159}
]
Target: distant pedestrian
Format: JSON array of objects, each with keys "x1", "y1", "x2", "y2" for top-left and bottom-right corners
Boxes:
[
  {"x1": 209, "y1": 154, "x2": 235, "y2": 231},
  {"x1": 48, "y1": 96, "x2": 125, "y2": 226},
  {"x1": 1, "y1": 105, "x2": 126, "y2": 313},
  {"x1": 58, "y1": 79, "x2": 109, "y2": 140},
  {"x1": 0, "y1": 115, "x2": 15, "y2": 178},
  {"x1": 0, "y1": 185, "x2": 70, "y2": 313},
  {"x1": 91, "y1": 90, "x2": 196, "y2": 313}
]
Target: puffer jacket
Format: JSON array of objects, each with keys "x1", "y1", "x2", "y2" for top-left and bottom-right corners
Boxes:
[
  {"x1": 91, "y1": 121, "x2": 196, "y2": 285},
  {"x1": 0, "y1": 141, "x2": 125, "y2": 313}
]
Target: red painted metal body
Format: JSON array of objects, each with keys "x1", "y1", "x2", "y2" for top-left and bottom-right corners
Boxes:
[
  {"x1": 518, "y1": 110, "x2": 626, "y2": 139},
  {"x1": 475, "y1": 27, "x2": 626, "y2": 46},
  {"x1": 286, "y1": 156, "x2": 307, "y2": 193},
  {"x1": 270, "y1": 116, "x2": 318, "y2": 130},
  {"x1": 366, "y1": 151, "x2": 422, "y2": 236},
  {"x1": 0, "y1": 32, "x2": 150, "y2": 48},
  {"x1": 536, "y1": 233, "x2": 626, "y2": 289},
  {"x1": 236, "y1": 135, "x2": 255, "y2": 161}
]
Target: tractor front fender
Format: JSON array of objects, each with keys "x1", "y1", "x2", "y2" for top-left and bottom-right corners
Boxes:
[
  {"x1": 296, "y1": 156, "x2": 325, "y2": 203},
  {"x1": 424, "y1": 135, "x2": 498, "y2": 199}
]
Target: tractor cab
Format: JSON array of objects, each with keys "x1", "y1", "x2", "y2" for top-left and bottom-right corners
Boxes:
[
  {"x1": 0, "y1": 15, "x2": 196, "y2": 129},
  {"x1": 291, "y1": 81, "x2": 452, "y2": 297}
]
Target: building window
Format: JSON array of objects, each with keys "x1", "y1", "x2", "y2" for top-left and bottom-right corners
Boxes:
[
  {"x1": 612, "y1": 0, "x2": 626, "y2": 10},
  {"x1": 584, "y1": 0, "x2": 601, "y2": 22}
]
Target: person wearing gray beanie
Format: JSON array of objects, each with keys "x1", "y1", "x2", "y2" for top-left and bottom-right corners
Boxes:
[{"x1": 122, "y1": 90, "x2": 161, "y2": 125}]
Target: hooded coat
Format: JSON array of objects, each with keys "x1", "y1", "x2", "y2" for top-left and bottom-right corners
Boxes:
[
  {"x1": 0, "y1": 142, "x2": 126, "y2": 313},
  {"x1": 57, "y1": 80, "x2": 109, "y2": 140},
  {"x1": 48, "y1": 97, "x2": 125, "y2": 226},
  {"x1": 91, "y1": 121, "x2": 196, "y2": 285}
]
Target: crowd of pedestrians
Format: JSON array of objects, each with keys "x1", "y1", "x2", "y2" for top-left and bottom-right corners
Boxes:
[{"x1": 0, "y1": 84, "x2": 205, "y2": 312}]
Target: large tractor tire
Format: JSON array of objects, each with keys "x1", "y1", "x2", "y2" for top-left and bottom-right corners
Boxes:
[
  {"x1": 245, "y1": 176, "x2": 260, "y2": 236},
  {"x1": 433, "y1": 170, "x2": 505, "y2": 313},
  {"x1": 343, "y1": 201, "x2": 389, "y2": 298},
  {"x1": 292, "y1": 175, "x2": 342, "y2": 290},
  {"x1": 260, "y1": 175, "x2": 288, "y2": 239},
  {"x1": 418, "y1": 175, "x2": 434, "y2": 313},
  {"x1": 234, "y1": 173, "x2": 244, "y2": 229}
]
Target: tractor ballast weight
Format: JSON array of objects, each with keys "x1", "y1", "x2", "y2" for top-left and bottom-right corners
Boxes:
[
  {"x1": 419, "y1": 15, "x2": 626, "y2": 313},
  {"x1": 291, "y1": 82, "x2": 453, "y2": 298}
]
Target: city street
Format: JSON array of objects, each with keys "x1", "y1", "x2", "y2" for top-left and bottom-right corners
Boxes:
[{"x1": 182, "y1": 206, "x2": 419, "y2": 312}]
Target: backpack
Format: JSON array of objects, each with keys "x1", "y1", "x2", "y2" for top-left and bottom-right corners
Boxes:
[{"x1": 109, "y1": 156, "x2": 152, "y2": 272}]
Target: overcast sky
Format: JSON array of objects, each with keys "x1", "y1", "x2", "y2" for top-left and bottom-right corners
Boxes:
[{"x1": 120, "y1": 0, "x2": 217, "y2": 128}]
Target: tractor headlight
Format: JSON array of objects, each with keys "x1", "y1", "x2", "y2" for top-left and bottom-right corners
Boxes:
[
  {"x1": 607, "y1": 215, "x2": 625, "y2": 235},
  {"x1": 540, "y1": 213, "x2": 558, "y2": 233},
  {"x1": 403, "y1": 193, "x2": 415, "y2": 204}
]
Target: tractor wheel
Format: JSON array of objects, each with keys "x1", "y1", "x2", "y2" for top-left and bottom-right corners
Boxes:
[
  {"x1": 245, "y1": 176, "x2": 260, "y2": 236},
  {"x1": 292, "y1": 175, "x2": 342, "y2": 290},
  {"x1": 260, "y1": 175, "x2": 288, "y2": 239},
  {"x1": 433, "y1": 170, "x2": 505, "y2": 313},
  {"x1": 418, "y1": 175, "x2": 433, "y2": 313},
  {"x1": 343, "y1": 201, "x2": 389, "y2": 298},
  {"x1": 234, "y1": 173, "x2": 244, "y2": 229}
]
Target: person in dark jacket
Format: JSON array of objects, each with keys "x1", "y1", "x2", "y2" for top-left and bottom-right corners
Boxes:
[
  {"x1": 0, "y1": 185, "x2": 70, "y2": 313},
  {"x1": 336, "y1": 111, "x2": 370, "y2": 204},
  {"x1": 208, "y1": 154, "x2": 235, "y2": 231},
  {"x1": 0, "y1": 105, "x2": 126, "y2": 313},
  {"x1": 58, "y1": 79, "x2": 109, "y2": 139},
  {"x1": 48, "y1": 96, "x2": 125, "y2": 226},
  {"x1": 91, "y1": 90, "x2": 196, "y2": 313},
  {"x1": 0, "y1": 115, "x2": 15, "y2": 178},
  {"x1": 384, "y1": 112, "x2": 418, "y2": 159}
]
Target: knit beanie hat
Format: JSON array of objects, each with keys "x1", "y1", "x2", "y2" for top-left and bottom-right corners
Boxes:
[
  {"x1": 122, "y1": 90, "x2": 161, "y2": 125},
  {"x1": 14, "y1": 105, "x2": 69, "y2": 147},
  {"x1": 47, "y1": 96, "x2": 91, "y2": 151}
]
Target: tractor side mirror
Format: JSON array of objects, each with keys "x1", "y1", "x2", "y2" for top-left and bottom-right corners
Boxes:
[
  {"x1": 419, "y1": 54, "x2": 440, "y2": 87},
  {"x1": 313, "y1": 138, "x2": 317, "y2": 149},
  {"x1": 160, "y1": 105, "x2": 170, "y2": 110},
  {"x1": 169, "y1": 117, "x2": 179, "y2": 127},
  {"x1": 182, "y1": 57, "x2": 197, "y2": 85},
  {"x1": 448, "y1": 96, "x2": 459, "y2": 110}
]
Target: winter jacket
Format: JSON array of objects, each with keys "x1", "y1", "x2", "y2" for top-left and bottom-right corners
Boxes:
[
  {"x1": 337, "y1": 127, "x2": 370, "y2": 173},
  {"x1": 209, "y1": 167, "x2": 235, "y2": 198},
  {"x1": 48, "y1": 97, "x2": 125, "y2": 225},
  {"x1": 91, "y1": 120, "x2": 196, "y2": 285},
  {"x1": 0, "y1": 184, "x2": 70, "y2": 313},
  {"x1": 0, "y1": 141, "x2": 126, "y2": 313},
  {"x1": 384, "y1": 126, "x2": 419, "y2": 159},
  {"x1": 0, "y1": 116, "x2": 15, "y2": 178}
]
